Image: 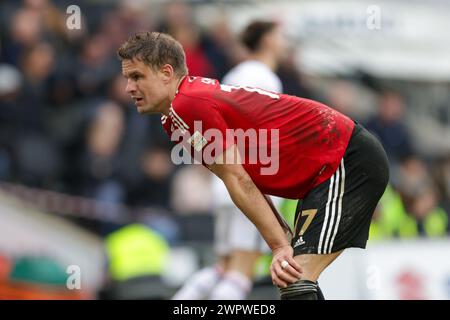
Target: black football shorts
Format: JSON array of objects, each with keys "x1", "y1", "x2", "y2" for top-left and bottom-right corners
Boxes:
[{"x1": 291, "y1": 122, "x2": 389, "y2": 255}]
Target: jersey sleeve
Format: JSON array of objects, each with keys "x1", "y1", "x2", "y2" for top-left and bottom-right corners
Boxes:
[{"x1": 170, "y1": 93, "x2": 235, "y2": 165}]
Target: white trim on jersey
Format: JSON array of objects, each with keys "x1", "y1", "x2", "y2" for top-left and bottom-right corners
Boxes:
[{"x1": 170, "y1": 107, "x2": 190, "y2": 129}]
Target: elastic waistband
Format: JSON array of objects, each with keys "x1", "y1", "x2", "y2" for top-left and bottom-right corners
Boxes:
[{"x1": 351, "y1": 120, "x2": 364, "y2": 138}]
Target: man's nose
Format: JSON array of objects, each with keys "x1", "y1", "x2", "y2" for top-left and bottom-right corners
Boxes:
[{"x1": 126, "y1": 80, "x2": 136, "y2": 94}]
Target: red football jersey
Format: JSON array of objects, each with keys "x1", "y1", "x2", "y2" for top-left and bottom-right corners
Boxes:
[{"x1": 162, "y1": 76, "x2": 354, "y2": 199}]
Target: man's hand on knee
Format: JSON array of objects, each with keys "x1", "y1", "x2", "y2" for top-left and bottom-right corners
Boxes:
[{"x1": 270, "y1": 245, "x2": 302, "y2": 288}]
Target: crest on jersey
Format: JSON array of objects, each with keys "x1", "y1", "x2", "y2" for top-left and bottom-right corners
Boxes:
[{"x1": 188, "y1": 131, "x2": 208, "y2": 152}]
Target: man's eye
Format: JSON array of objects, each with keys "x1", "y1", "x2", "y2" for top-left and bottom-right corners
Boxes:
[{"x1": 132, "y1": 75, "x2": 139, "y2": 80}]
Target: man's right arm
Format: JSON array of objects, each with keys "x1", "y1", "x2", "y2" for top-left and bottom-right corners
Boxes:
[
  {"x1": 208, "y1": 145, "x2": 289, "y2": 250},
  {"x1": 208, "y1": 144, "x2": 301, "y2": 287}
]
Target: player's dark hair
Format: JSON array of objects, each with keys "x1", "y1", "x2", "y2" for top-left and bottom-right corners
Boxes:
[
  {"x1": 117, "y1": 31, "x2": 188, "y2": 76},
  {"x1": 241, "y1": 20, "x2": 278, "y2": 52}
]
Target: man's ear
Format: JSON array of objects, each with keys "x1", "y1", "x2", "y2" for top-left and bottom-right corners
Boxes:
[{"x1": 159, "y1": 64, "x2": 175, "y2": 83}]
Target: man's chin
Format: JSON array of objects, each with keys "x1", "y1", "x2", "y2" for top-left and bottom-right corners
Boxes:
[{"x1": 136, "y1": 105, "x2": 152, "y2": 114}]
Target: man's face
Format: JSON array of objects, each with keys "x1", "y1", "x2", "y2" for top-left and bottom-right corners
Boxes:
[
  {"x1": 267, "y1": 26, "x2": 288, "y2": 61},
  {"x1": 122, "y1": 58, "x2": 169, "y2": 115}
]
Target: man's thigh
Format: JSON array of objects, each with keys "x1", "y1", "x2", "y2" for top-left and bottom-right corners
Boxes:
[{"x1": 293, "y1": 250, "x2": 344, "y2": 282}]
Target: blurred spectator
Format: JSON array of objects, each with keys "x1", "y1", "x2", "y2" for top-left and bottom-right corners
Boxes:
[
  {"x1": 107, "y1": 73, "x2": 147, "y2": 185},
  {"x1": 127, "y1": 146, "x2": 175, "y2": 211},
  {"x1": 371, "y1": 157, "x2": 449, "y2": 240},
  {"x1": 76, "y1": 101, "x2": 126, "y2": 204},
  {"x1": 0, "y1": 64, "x2": 22, "y2": 181},
  {"x1": 433, "y1": 155, "x2": 450, "y2": 213},
  {"x1": 201, "y1": 17, "x2": 242, "y2": 80},
  {"x1": 3, "y1": 7, "x2": 43, "y2": 66},
  {"x1": 75, "y1": 33, "x2": 120, "y2": 98},
  {"x1": 108, "y1": 73, "x2": 131, "y2": 108},
  {"x1": 325, "y1": 80, "x2": 360, "y2": 120},
  {"x1": 276, "y1": 46, "x2": 314, "y2": 99},
  {"x1": 365, "y1": 89, "x2": 414, "y2": 165},
  {"x1": 396, "y1": 157, "x2": 448, "y2": 236},
  {"x1": 101, "y1": 223, "x2": 171, "y2": 299},
  {"x1": 11, "y1": 42, "x2": 64, "y2": 188},
  {"x1": 19, "y1": 42, "x2": 56, "y2": 134},
  {"x1": 101, "y1": 0, "x2": 153, "y2": 51},
  {"x1": 160, "y1": 1, "x2": 217, "y2": 78},
  {"x1": 24, "y1": 0, "x2": 67, "y2": 42},
  {"x1": 171, "y1": 165, "x2": 213, "y2": 215},
  {"x1": 15, "y1": 133, "x2": 64, "y2": 188},
  {"x1": 405, "y1": 98, "x2": 450, "y2": 159}
]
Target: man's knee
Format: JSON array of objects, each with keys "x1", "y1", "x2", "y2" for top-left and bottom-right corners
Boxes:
[
  {"x1": 279, "y1": 280, "x2": 321, "y2": 300},
  {"x1": 279, "y1": 251, "x2": 344, "y2": 300}
]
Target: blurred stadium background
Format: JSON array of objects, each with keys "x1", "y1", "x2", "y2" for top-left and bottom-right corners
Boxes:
[{"x1": 1, "y1": 0, "x2": 450, "y2": 300}]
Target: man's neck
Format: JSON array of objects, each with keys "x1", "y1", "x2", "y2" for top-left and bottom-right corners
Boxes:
[
  {"x1": 162, "y1": 75, "x2": 186, "y2": 116},
  {"x1": 251, "y1": 52, "x2": 278, "y2": 71}
]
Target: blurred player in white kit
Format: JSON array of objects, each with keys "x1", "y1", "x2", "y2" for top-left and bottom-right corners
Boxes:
[{"x1": 172, "y1": 20, "x2": 288, "y2": 300}]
